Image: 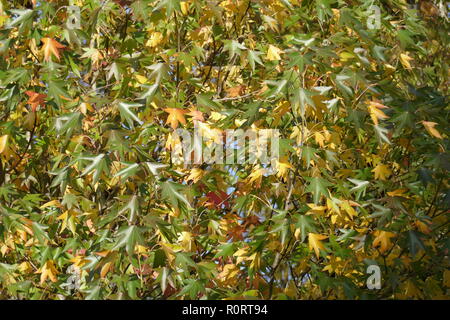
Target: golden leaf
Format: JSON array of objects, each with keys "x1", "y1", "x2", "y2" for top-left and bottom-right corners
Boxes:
[
  {"x1": 400, "y1": 53, "x2": 413, "y2": 70},
  {"x1": 422, "y1": 121, "x2": 443, "y2": 139},
  {"x1": 146, "y1": 32, "x2": 163, "y2": 48},
  {"x1": 37, "y1": 260, "x2": 59, "y2": 284},
  {"x1": 372, "y1": 164, "x2": 391, "y2": 181},
  {"x1": 308, "y1": 233, "x2": 328, "y2": 258},
  {"x1": 0, "y1": 135, "x2": 8, "y2": 154},
  {"x1": 367, "y1": 101, "x2": 389, "y2": 125},
  {"x1": 372, "y1": 230, "x2": 396, "y2": 253}
]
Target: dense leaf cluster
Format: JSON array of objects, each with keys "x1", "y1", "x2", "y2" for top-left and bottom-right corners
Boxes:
[{"x1": 0, "y1": 0, "x2": 448, "y2": 299}]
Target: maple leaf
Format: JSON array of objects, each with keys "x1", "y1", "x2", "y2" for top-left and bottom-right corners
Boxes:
[
  {"x1": 25, "y1": 91, "x2": 47, "y2": 111},
  {"x1": 37, "y1": 260, "x2": 59, "y2": 284},
  {"x1": 227, "y1": 224, "x2": 246, "y2": 241},
  {"x1": 372, "y1": 230, "x2": 396, "y2": 253},
  {"x1": 226, "y1": 85, "x2": 246, "y2": 98},
  {"x1": 164, "y1": 108, "x2": 187, "y2": 129},
  {"x1": 187, "y1": 108, "x2": 204, "y2": 122},
  {"x1": 186, "y1": 168, "x2": 204, "y2": 183},
  {"x1": 308, "y1": 233, "x2": 328, "y2": 258},
  {"x1": 206, "y1": 190, "x2": 229, "y2": 207},
  {"x1": 246, "y1": 167, "x2": 266, "y2": 188},
  {"x1": 367, "y1": 101, "x2": 389, "y2": 125},
  {"x1": 41, "y1": 37, "x2": 65, "y2": 62},
  {"x1": 400, "y1": 53, "x2": 413, "y2": 70},
  {"x1": 275, "y1": 160, "x2": 293, "y2": 180},
  {"x1": 146, "y1": 32, "x2": 164, "y2": 47},
  {"x1": 266, "y1": 45, "x2": 283, "y2": 61},
  {"x1": 415, "y1": 220, "x2": 432, "y2": 234},
  {"x1": 422, "y1": 121, "x2": 443, "y2": 139},
  {"x1": 372, "y1": 164, "x2": 391, "y2": 181},
  {"x1": 0, "y1": 135, "x2": 8, "y2": 154}
]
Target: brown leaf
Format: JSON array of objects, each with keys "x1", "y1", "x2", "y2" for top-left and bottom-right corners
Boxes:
[
  {"x1": 25, "y1": 91, "x2": 47, "y2": 112},
  {"x1": 226, "y1": 85, "x2": 246, "y2": 98}
]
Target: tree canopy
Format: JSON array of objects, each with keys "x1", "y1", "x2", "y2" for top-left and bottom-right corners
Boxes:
[{"x1": 0, "y1": 0, "x2": 449, "y2": 300}]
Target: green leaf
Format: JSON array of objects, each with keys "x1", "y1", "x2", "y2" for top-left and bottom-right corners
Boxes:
[
  {"x1": 161, "y1": 181, "x2": 192, "y2": 209},
  {"x1": 407, "y1": 230, "x2": 425, "y2": 258},
  {"x1": 306, "y1": 177, "x2": 331, "y2": 204},
  {"x1": 118, "y1": 102, "x2": 143, "y2": 128},
  {"x1": 48, "y1": 80, "x2": 71, "y2": 105},
  {"x1": 296, "y1": 215, "x2": 316, "y2": 242},
  {"x1": 247, "y1": 50, "x2": 263, "y2": 71},
  {"x1": 113, "y1": 225, "x2": 143, "y2": 255}
]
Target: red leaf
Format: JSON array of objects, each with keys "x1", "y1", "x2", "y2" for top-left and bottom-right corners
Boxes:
[{"x1": 206, "y1": 190, "x2": 229, "y2": 207}]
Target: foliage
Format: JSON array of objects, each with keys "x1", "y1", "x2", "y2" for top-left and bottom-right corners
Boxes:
[{"x1": 0, "y1": 0, "x2": 449, "y2": 300}]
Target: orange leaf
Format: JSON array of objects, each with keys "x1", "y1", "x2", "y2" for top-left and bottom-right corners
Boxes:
[
  {"x1": 25, "y1": 91, "x2": 47, "y2": 112},
  {"x1": 41, "y1": 37, "x2": 65, "y2": 62},
  {"x1": 187, "y1": 108, "x2": 204, "y2": 122},
  {"x1": 164, "y1": 108, "x2": 187, "y2": 129}
]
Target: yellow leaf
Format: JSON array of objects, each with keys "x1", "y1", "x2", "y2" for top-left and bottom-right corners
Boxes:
[
  {"x1": 340, "y1": 200, "x2": 357, "y2": 218},
  {"x1": 0, "y1": 135, "x2": 8, "y2": 154},
  {"x1": 37, "y1": 260, "x2": 58, "y2": 284},
  {"x1": 372, "y1": 230, "x2": 396, "y2": 253},
  {"x1": 339, "y1": 51, "x2": 355, "y2": 62},
  {"x1": 372, "y1": 164, "x2": 391, "y2": 181},
  {"x1": 100, "y1": 261, "x2": 113, "y2": 278},
  {"x1": 233, "y1": 247, "x2": 249, "y2": 265},
  {"x1": 306, "y1": 203, "x2": 327, "y2": 215},
  {"x1": 266, "y1": 45, "x2": 283, "y2": 61},
  {"x1": 387, "y1": 188, "x2": 408, "y2": 197},
  {"x1": 247, "y1": 167, "x2": 265, "y2": 187},
  {"x1": 218, "y1": 264, "x2": 240, "y2": 286},
  {"x1": 134, "y1": 74, "x2": 148, "y2": 84},
  {"x1": 249, "y1": 252, "x2": 261, "y2": 270},
  {"x1": 186, "y1": 168, "x2": 204, "y2": 183},
  {"x1": 40, "y1": 200, "x2": 62, "y2": 209},
  {"x1": 209, "y1": 111, "x2": 227, "y2": 122},
  {"x1": 367, "y1": 101, "x2": 389, "y2": 125},
  {"x1": 422, "y1": 121, "x2": 443, "y2": 139},
  {"x1": 79, "y1": 102, "x2": 94, "y2": 115},
  {"x1": 70, "y1": 255, "x2": 88, "y2": 270},
  {"x1": 308, "y1": 233, "x2": 328, "y2": 258},
  {"x1": 18, "y1": 261, "x2": 32, "y2": 274},
  {"x1": 177, "y1": 231, "x2": 196, "y2": 252},
  {"x1": 403, "y1": 280, "x2": 422, "y2": 299},
  {"x1": 400, "y1": 53, "x2": 413, "y2": 70},
  {"x1": 146, "y1": 32, "x2": 163, "y2": 48},
  {"x1": 180, "y1": 2, "x2": 189, "y2": 15},
  {"x1": 314, "y1": 132, "x2": 325, "y2": 147},
  {"x1": 275, "y1": 160, "x2": 292, "y2": 180}
]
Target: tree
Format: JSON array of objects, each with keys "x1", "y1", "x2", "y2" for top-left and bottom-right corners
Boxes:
[{"x1": 0, "y1": 0, "x2": 448, "y2": 300}]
